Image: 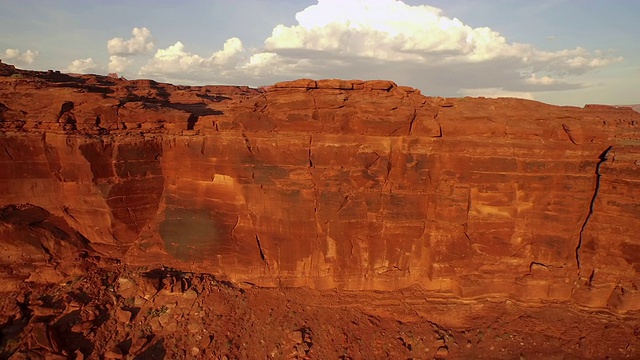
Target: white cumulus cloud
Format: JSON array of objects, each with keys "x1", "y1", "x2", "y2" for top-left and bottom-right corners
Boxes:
[
  {"x1": 105, "y1": 27, "x2": 154, "y2": 73},
  {"x1": 99, "y1": 0, "x2": 621, "y2": 102},
  {"x1": 3, "y1": 48, "x2": 38, "y2": 64},
  {"x1": 243, "y1": 0, "x2": 620, "y2": 98},
  {"x1": 67, "y1": 57, "x2": 99, "y2": 73},
  {"x1": 139, "y1": 37, "x2": 244, "y2": 80},
  {"x1": 107, "y1": 27, "x2": 155, "y2": 56},
  {"x1": 263, "y1": 0, "x2": 520, "y2": 63},
  {"x1": 108, "y1": 55, "x2": 133, "y2": 73},
  {"x1": 249, "y1": 0, "x2": 620, "y2": 82}
]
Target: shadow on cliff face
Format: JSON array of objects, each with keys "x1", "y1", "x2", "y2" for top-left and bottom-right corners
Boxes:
[
  {"x1": 0, "y1": 102, "x2": 8, "y2": 121},
  {"x1": 78, "y1": 139, "x2": 165, "y2": 244},
  {"x1": 196, "y1": 94, "x2": 232, "y2": 103},
  {"x1": 116, "y1": 83, "x2": 226, "y2": 131},
  {"x1": 163, "y1": 103, "x2": 223, "y2": 130},
  {"x1": 35, "y1": 70, "x2": 117, "y2": 94},
  {"x1": 0, "y1": 204, "x2": 91, "y2": 261},
  {"x1": 164, "y1": 103, "x2": 223, "y2": 117}
]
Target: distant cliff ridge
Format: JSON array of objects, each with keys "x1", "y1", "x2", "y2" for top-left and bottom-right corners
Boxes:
[
  {"x1": 622, "y1": 104, "x2": 640, "y2": 113},
  {"x1": 1, "y1": 63, "x2": 640, "y2": 311}
]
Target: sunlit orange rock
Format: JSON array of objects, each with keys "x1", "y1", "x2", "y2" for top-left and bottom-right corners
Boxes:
[{"x1": 1, "y1": 62, "x2": 639, "y2": 312}]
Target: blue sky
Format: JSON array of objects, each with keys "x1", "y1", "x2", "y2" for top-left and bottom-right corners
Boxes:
[{"x1": 1, "y1": 0, "x2": 638, "y2": 106}]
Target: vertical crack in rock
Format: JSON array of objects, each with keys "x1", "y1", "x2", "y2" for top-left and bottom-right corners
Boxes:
[
  {"x1": 230, "y1": 215, "x2": 239, "y2": 238},
  {"x1": 382, "y1": 142, "x2": 393, "y2": 193},
  {"x1": 255, "y1": 234, "x2": 269, "y2": 267},
  {"x1": 562, "y1": 124, "x2": 578, "y2": 145},
  {"x1": 62, "y1": 205, "x2": 78, "y2": 223},
  {"x1": 42, "y1": 134, "x2": 64, "y2": 182},
  {"x1": 4, "y1": 147, "x2": 14, "y2": 160},
  {"x1": 365, "y1": 153, "x2": 381, "y2": 170},
  {"x1": 462, "y1": 224, "x2": 472, "y2": 244},
  {"x1": 587, "y1": 269, "x2": 596, "y2": 287},
  {"x1": 408, "y1": 108, "x2": 417, "y2": 135},
  {"x1": 575, "y1": 146, "x2": 613, "y2": 271},
  {"x1": 432, "y1": 106, "x2": 443, "y2": 137},
  {"x1": 435, "y1": 123, "x2": 443, "y2": 138},
  {"x1": 242, "y1": 132, "x2": 254, "y2": 154},
  {"x1": 308, "y1": 135, "x2": 313, "y2": 168},
  {"x1": 40, "y1": 244, "x2": 54, "y2": 262},
  {"x1": 348, "y1": 237, "x2": 355, "y2": 259},
  {"x1": 307, "y1": 134, "x2": 323, "y2": 259},
  {"x1": 337, "y1": 195, "x2": 350, "y2": 214},
  {"x1": 114, "y1": 103, "x2": 126, "y2": 130},
  {"x1": 122, "y1": 197, "x2": 140, "y2": 232},
  {"x1": 606, "y1": 280, "x2": 622, "y2": 301}
]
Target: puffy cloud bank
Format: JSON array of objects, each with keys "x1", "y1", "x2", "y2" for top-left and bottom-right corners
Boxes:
[
  {"x1": 71, "y1": 0, "x2": 622, "y2": 100},
  {"x1": 107, "y1": 27, "x2": 155, "y2": 73},
  {"x1": 3, "y1": 48, "x2": 38, "y2": 64},
  {"x1": 243, "y1": 0, "x2": 621, "y2": 96},
  {"x1": 67, "y1": 57, "x2": 99, "y2": 73},
  {"x1": 107, "y1": 27, "x2": 155, "y2": 56},
  {"x1": 139, "y1": 37, "x2": 244, "y2": 78}
]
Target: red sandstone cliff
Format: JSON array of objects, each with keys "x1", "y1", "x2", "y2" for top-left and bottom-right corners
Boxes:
[{"x1": 1, "y1": 62, "x2": 639, "y2": 313}]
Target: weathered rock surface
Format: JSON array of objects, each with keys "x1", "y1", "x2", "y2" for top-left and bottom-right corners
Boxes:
[
  {"x1": 1, "y1": 61, "x2": 640, "y2": 314},
  {"x1": 4, "y1": 260, "x2": 639, "y2": 359}
]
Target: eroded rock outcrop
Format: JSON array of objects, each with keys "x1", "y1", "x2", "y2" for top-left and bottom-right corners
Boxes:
[{"x1": 1, "y1": 64, "x2": 639, "y2": 313}]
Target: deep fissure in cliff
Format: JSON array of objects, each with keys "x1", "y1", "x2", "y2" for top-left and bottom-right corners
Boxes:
[
  {"x1": 255, "y1": 234, "x2": 268, "y2": 267},
  {"x1": 575, "y1": 145, "x2": 613, "y2": 271}
]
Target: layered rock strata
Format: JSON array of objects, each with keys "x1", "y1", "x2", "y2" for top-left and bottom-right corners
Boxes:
[{"x1": 1, "y1": 62, "x2": 639, "y2": 311}]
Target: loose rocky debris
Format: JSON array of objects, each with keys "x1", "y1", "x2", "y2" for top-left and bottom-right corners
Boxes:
[{"x1": 1, "y1": 254, "x2": 639, "y2": 359}]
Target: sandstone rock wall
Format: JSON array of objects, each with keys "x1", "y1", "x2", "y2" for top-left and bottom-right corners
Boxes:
[{"x1": 1, "y1": 66, "x2": 639, "y2": 311}]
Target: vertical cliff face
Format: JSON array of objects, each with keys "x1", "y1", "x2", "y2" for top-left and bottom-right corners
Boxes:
[{"x1": 1, "y1": 65, "x2": 639, "y2": 311}]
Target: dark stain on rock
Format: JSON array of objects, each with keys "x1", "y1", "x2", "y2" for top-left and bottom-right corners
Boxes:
[
  {"x1": 620, "y1": 242, "x2": 640, "y2": 272},
  {"x1": 159, "y1": 208, "x2": 225, "y2": 261}
]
